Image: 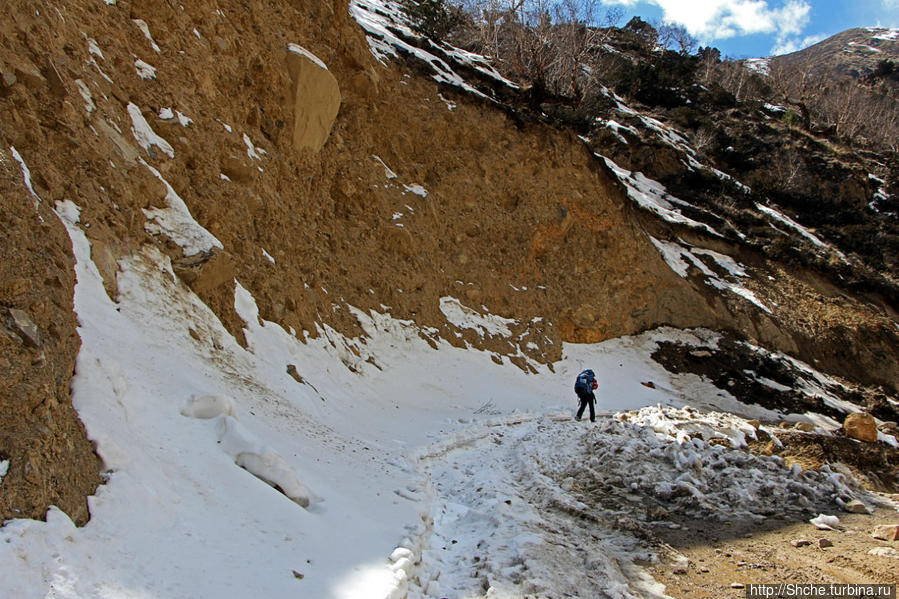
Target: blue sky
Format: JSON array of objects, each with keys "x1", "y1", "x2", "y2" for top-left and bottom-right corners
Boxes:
[{"x1": 600, "y1": 0, "x2": 899, "y2": 58}]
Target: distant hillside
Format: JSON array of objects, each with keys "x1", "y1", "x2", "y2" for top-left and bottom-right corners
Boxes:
[{"x1": 772, "y1": 27, "x2": 899, "y2": 79}]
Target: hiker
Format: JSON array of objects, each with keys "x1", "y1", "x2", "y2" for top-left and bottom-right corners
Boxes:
[{"x1": 574, "y1": 368, "x2": 598, "y2": 422}]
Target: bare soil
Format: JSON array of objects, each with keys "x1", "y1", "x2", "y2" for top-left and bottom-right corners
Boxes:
[{"x1": 652, "y1": 507, "x2": 899, "y2": 597}]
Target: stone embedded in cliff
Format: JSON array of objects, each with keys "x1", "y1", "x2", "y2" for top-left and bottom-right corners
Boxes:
[
  {"x1": 8, "y1": 308, "x2": 41, "y2": 347},
  {"x1": 844, "y1": 413, "x2": 878, "y2": 442},
  {"x1": 285, "y1": 44, "x2": 340, "y2": 152},
  {"x1": 173, "y1": 249, "x2": 236, "y2": 296}
]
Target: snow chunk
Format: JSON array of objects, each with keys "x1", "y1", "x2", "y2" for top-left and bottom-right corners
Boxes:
[
  {"x1": 180, "y1": 394, "x2": 237, "y2": 419},
  {"x1": 243, "y1": 133, "x2": 263, "y2": 161},
  {"x1": 287, "y1": 43, "x2": 327, "y2": 70},
  {"x1": 402, "y1": 183, "x2": 428, "y2": 197},
  {"x1": 262, "y1": 248, "x2": 276, "y2": 264},
  {"x1": 217, "y1": 415, "x2": 318, "y2": 508},
  {"x1": 134, "y1": 58, "x2": 157, "y2": 80},
  {"x1": 0, "y1": 460, "x2": 8, "y2": 485},
  {"x1": 87, "y1": 38, "x2": 104, "y2": 59},
  {"x1": 809, "y1": 514, "x2": 841, "y2": 530},
  {"x1": 439, "y1": 297, "x2": 516, "y2": 338},
  {"x1": 127, "y1": 103, "x2": 174, "y2": 158},
  {"x1": 140, "y1": 159, "x2": 223, "y2": 255},
  {"x1": 133, "y1": 19, "x2": 160, "y2": 53}
]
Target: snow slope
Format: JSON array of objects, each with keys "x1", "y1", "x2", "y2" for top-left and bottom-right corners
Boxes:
[{"x1": 0, "y1": 203, "x2": 868, "y2": 598}]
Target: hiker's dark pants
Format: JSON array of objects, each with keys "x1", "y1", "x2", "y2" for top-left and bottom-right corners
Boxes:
[{"x1": 575, "y1": 388, "x2": 595, "y2": 422}]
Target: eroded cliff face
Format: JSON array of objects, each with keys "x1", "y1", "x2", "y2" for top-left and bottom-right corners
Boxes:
[{"x1": 0, "y1": 0, "x2": 895, "y2": 524}]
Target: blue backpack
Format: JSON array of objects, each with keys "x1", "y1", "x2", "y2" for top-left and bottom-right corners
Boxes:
[{"x1": 575, "y1": 369, "x2": 595, "y2": 392}]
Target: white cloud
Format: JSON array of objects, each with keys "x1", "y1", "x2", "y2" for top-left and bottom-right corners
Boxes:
[
  {"x1": 770, "y1": 32, "x2": 826, "y2": 55},
  {"x1": 606, "y1": 0, "x2": 812, "y2": 41}
]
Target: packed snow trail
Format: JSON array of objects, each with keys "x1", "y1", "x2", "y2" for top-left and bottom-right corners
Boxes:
[{"x1": 401, "y1": 409, "x2": 866, "y2": 599}]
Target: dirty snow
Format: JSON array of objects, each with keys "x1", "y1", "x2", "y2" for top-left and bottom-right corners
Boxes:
[
  {"x1": 74, "y1": 79, "x2": 95, "y2": 113},
  {"x1": 133, "y1": 19, "x2": 160, "y2": 53},
  {"x1": 650, "y1": 237, "x2": 771, "y2": 313},
  {"x1": 756, "y1": 203, "x2": 848, "y2": 262},
  {"x1": 349, "y1": 0, "x2": 512, "y2": 100},
  {"x1": 134, "y1": 58, "x2": 157, "y2": 79},
  {"x1": 745, "y1": 58, "x2": 770, "y2": 76},
  {"x1": 440, "y1": 296, "x2": 516, "y2": 338},
  {"x1": 602, "y1": 155, "x2": 722, "y2": 237},
  {"x1": 140, "y1": 159, "x2": 223, "y2": 255},
  {"x1": 9, "y1": 146, "x2": 43, "y2": 209},
  {"x1": 127, "y1": 102, "x2": 174, "y2": 158}
]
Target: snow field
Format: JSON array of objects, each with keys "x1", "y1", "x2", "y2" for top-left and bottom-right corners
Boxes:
[{"x1": 0, "y1": 193, "x2": 877, "y2": 598}]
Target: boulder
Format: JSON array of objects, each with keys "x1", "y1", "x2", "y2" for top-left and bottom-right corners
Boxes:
[
  {"x1": 793, "y1": 421, "x2": 815, "y2": 432},
  {"x1": 872, "y1": 525, "x2": 899, "y2": 541},
  {"x1": 285, "y1": 44, "x2": 340, "y2": 152},
  {"x1": 869, "y1": 547, "x2": 899, "y2": 558},
  {"x1": 843, "y1": 413, "x2": 878, "y2": 443},
  {"x1": 843, "y1": 499, "x2": 870, "y2": 514},
  {"x1": 817, "y1": 538, "x2": 833, "y2": 549}
]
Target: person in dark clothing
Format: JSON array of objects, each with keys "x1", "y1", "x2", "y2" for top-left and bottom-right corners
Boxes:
[{"x1": 574, "y1": 368, "x2": 598, "y2": 422}]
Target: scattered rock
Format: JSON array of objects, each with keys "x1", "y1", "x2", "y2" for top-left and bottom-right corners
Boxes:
[
  {"x1": 292, "y1": 570, "x2": 304, "y2": 579},
  {"x1": 8, "y1": 308, "x2": 41, "y2": 347},
  {"x1": 640, "y1": 381, "x2": 656, "y2": 389},
  {"x1": 791, "y1": 539, "x2": 812, "y2": 547},
  {"x1": 793, "y1": 421, "x2": 815, "y2": 432},
  {"x1": 843, "y1": 413, "x2": 878, "y2": 443},
  {"x1": 708, "y1": 438, "x2": 732, "y2": 448},
  {"x1": 843, "y1": 499, "x2": 870, "y2": 514},
  {"x1": 286, "y1": 364, "x2": 304, "y2": 384},
  {"x1": 746, "y1": 420, "x2": 761, "y2": 429},
  {"x1": 818, "y1": 538, "x2": 833, "y2": 549},
  {"x1": 872, "y1": 525, "x2": 899, "y2": 541},
  {"x1": 689, "y1": 350, "x2": 712, "y2": 358}
]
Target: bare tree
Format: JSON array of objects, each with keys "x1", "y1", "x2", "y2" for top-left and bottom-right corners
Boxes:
[{"x1": 658, "y1": 22, "x2": 697, "y2": 55}]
